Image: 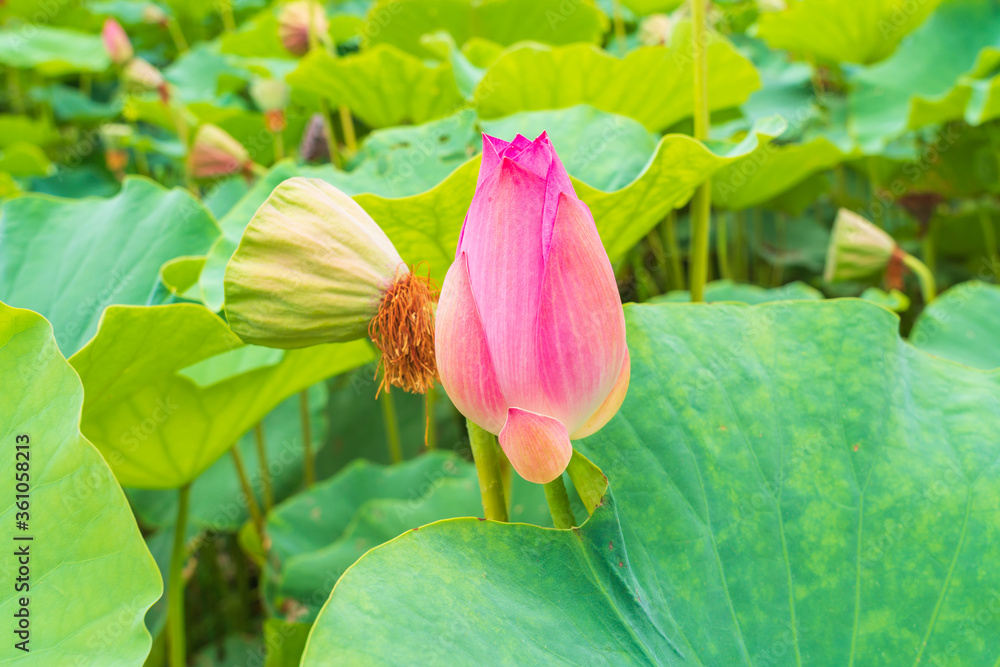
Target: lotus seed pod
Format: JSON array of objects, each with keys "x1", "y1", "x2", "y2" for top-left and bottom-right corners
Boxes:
[
  {"x1": 188, "y1": 124, "x2": 252, "y2": 179},
  {"x1": 824, "y1": 209, "x2": 898, "y2": 283},
  {"x1": 299, "y1": 113, "x2": 330, "y2": 162},
  {"x1": 224, "y1": 177, "x2": 438, "y2": 394}
]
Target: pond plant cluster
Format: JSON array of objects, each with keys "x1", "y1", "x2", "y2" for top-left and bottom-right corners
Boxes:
[{"x1": 3, "y1": 0, "x2": 1000, "y2": 665}]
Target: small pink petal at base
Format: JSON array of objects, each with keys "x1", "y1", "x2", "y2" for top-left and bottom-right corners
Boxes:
[{"x1": 498, "y1": 408, "x2": 573, "y2": 484}]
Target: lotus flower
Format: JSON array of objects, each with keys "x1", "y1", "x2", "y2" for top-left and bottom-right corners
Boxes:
[
  {"x1": 279, "y1": 1, "x2": 329, "y2": 56},
  {"x1": 436, "y1": 133, "x2": 630, "y2": 484},
  {"x1": 102, "y1": 18, "x2": 133, "y2": 65},
  {"x1": 122, "y1": 57, "x2": 169, "y2": 102}
]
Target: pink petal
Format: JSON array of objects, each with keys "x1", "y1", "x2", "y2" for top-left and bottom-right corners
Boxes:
[
  {"x1": 435, "y1": 253, "x2": 507, "y2": 434},
  {"x1": 570, "y1": 348, "x2": 630, "y2": 439},
  {"x1": 498, "y1": 407, "x2": 573, "y2": 484},
  {"x1": 459, "y1": 156, "x2": 547, "y2": 412},
  {"x1": 479, "y1": 134, "x2": 510, "y2": 189},
  {"x1": 536, "y1": 193, "x2": 627, "y2": 434}
]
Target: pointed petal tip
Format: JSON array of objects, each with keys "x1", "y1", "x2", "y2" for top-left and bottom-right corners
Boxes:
[{"x1": 499, "y1": 408, "x2": 573, "y2": 484}]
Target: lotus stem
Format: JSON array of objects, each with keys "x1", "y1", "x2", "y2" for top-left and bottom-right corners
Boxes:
[
  {"x1": 254, "y1": 423, "x2": 274, "y2": 511},
  {"x1": 339, "y1": 105, "x2": 357, "y2": 153},
  {"x1": 380, "y1": 391, "x2": 403, "y2": 463},
  {"x1": 230, "y1": 446, "x2": 263, "y2": 532},
  {"x1": 167, "y1": 18, "x2": 189, "y2": 53},
  {"x1": 980, "y1": 208, "x2": 998, "y2": 262},
  {"x1": 466, "y1": 420, "x2": 509, "y2": 522},
  {"x1": 424, "y1": 385, "x2": 437, "y2": 450},
  {"x1": 611, "y1": 0, "x2": 627, "y2": 57},
  {"x1": 317, "y1": 98, "x2": 342, "y2": 168},
  {"x1": 167, "y1": 484, "x2": 190, "y2": 667},
  {"x1": 662, "y1": 211, "x2": 685, "y2": 290},
  {"x1": 299, "y1": 390, "x2": 315, "y2": 487},
  {"x1": 688, "y1": 0, "x2": 712, "y2": 302},
  {"x1": 716, "y1": 210, "x2": 731, "y2": 280},
  {"x1": 901, "y1": 251, "x2": 937, "y2": 303},
  {"x1": 544, "y1": 475, "x2": 575, "y2": 529},
  {"x1": 921, "y1": 227, "x2": 937, "y2": 275},
  {"x1": 219, "y1": 0, "x2": 236, "y2": 32},
  {"x1": 273, "y1": 131, "x2": 285, "y2": 162}
]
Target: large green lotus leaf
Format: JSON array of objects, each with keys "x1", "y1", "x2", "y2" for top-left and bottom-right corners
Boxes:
[
  {"x1": 0, "y1": 303, "x2": 161, "y2": 664},
  {"x1": 30, "y1": 84, "x2": 124, "y2": 121},
  {"x1": 0, "y1": 25, "x2": 111, "y2": 74},
  {"x1": 219, "y1": 11, "x2": 292, "y2": 59},
  {"x1": 165, "y1": 44, "x2": 250, "y2": 104},
  {"x1": 621, "y1": 0, "x2": 681, "y2": 14},
  {"x1": 0, "y1": 142, "x2": 52, "y2": 178},
  {"x1": 474, "y1": 23, "x2": 760, "y2": 131},
  {"x1": 0, "y1": 115, "x2": 58, "y2": 149},
  {"x1": 911, "y1": 280, "x2": 1000, "y2": 370},
  {"x1": 849, "y1": 0, "x2": 1000, "y2": 150},
  {"x1": 266, "y1": 452, "x2": 552, "y2": 622},
  {"x1": 0, "y1": 177, "x2": 220, "y2": 355},
  {"x1": 712, "y1": 136, "x2": 846, "y2": 210},
  {"x1": 286, "y1": 44, "x2": 465, "y2": 128},
  {"x1": 757, "y1": 0, "x2": 945, "y2": 66},
  {"x1": 652, "y1": 279, "x2": 823, "y2": 304},
  {"x1": 364, "y1": 0, "x2": 606, "y2": 58},
  {"x1": 304, "y1": 299, "x2": 1000, "y2": 665},
  {"x1": 127, "y1": 383, "x2": 329, "y2": 533},
  {"x1": 68, "y1": 303, "x2": 373, "y2": 488}
]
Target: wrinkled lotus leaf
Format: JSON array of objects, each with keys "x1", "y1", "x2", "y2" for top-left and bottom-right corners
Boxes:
[
  {"x1": 363, "y1": 0, "x2": 606, "y2": 58},
  {"x1": 0, "y1": 177, "x2": 220, "y2": 355},
  {"x1": 712, "y1": 136, "x2": 847, "y2": 210},
  {"x1": 653, "y1": 279, "x2": 823, "y2": 304},
  {"x1": 474, "y1": 23, "x2": 760, "y2": 131},
  {"x1": 69, "y1": 303, "x2": 373, "y2": 488},
  {"x1": 286, "y1": 44, "x2": 465, "y2": 128},
  {"x1": 304, "y1": 300, "x2": 1000, "y2": 665},
  {"x1": 849, "y1": 0, "x2": 1000, "y2": 150},
  {"x1": 757, "y1": 0, "x2": 945, "y2": 66},
  {"x1": 911, "y1": 280, "x2": 1000, "y2": 369},
  {"x1": 0, "y1": 303, "x2": 161, "y2": 665},
  {"x1": 0, "y1": 26, "x2": 111, "y2": 74}
]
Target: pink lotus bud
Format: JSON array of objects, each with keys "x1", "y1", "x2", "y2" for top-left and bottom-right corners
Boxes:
[
  {"x1": 278, "y1": 1, "x2": 328, "y2": 56},
  {"x1": 102, "y1": 18, "x2": 134, "y2": 65},
  {"x1": 435, "y1": 133, "x2": 630, "y2": 484},
  {"x1": 188, "y1": 124, "x2": 252, "y2": 179}
]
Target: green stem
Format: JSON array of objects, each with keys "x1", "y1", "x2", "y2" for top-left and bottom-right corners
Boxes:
[
  {"x1": 424, "y1": 385, "x2": 437, "y2": 451},
  {"x1": 339, "y1": 105, "x2": 357, "y2": 154},
  {"x1": 253, "y1": 423, "x2": 273, "y2": 511},
  {"x1": 922, "y1": 228, "x2": 937, "y2": 276},
  {"x1": 230, "y1": 446, "x2": 264, "y2": 533},
  {"x1": 299, "y1": 390, "x2": 314, "y2": 488},
  {"x1": 662, "y1": 211, "x2": 685, "y2": 291},
  {"x1": 716, "y1": 210, "x2": 731, "y2": 280},
  {"x1": 466, "y1": 420, "x2": 509, "y2": 522},
  {"x1": 380, "y1": 391, "x2": 403, "y2": 463},
  {"x1": 219, "y1": 0, "x2": 236, "y2": 32},
  {"x1": 611, "y1": 0, "x2": 627, "y2": 57},
  {"x1": 688, "y1": 0, "x2": 712, "y2": 302},
  {"x1": 317, "y1": 98, "x2": 342, "y2": 168},
  {"x1": 167, "y1": 484, "x2": 190, "y2": 667},
  {"x1": 273, "y1": 131, "x2": 285, "y2": 162},
  {"x1": 980, "y1": 208, "x2": 998, "y2": 263},
  {"x1": 544, "y1": 475, "x2": 575, "y2": 529},
  {"x1": 902, "y1": 251, "x2": 937, "y2": 303},
  {"x1": 167, "y1": 18, "x2": 189, "y2": 53}
]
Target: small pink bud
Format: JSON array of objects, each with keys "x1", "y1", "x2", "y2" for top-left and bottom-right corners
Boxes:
[
  {"x1": 102, "y1": 18, "x2": 134, "y2": 65},
  {"x1": 122, "y1": 57, "x2": 169, "y2": 102},
  {"x1": 278, "y1": 1, "x2": 329, "y2": 56},
  {"x1": 188, "y1": 124, "x2": 252, "y2": 180},
  {"x1": 435, "y1": 133, "x2": 630, "y2": 484}
]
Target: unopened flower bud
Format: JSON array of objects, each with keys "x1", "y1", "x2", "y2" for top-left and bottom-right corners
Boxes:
[
  {"x1": 102, "y1": 18, "x2": 133, "y2": 65},
  {"x1": 188, "y1": 124, "x2": 253, "y2": 179},
  {"x1": 279, "y1": 1, "x2": 329, "y2": 56}
]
